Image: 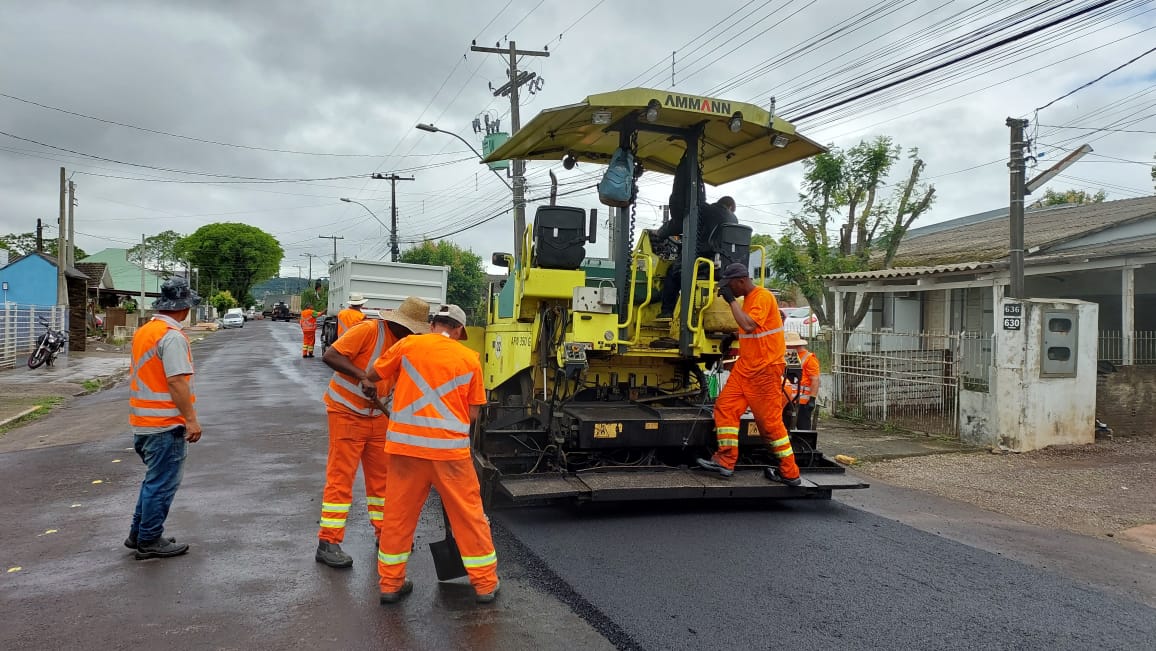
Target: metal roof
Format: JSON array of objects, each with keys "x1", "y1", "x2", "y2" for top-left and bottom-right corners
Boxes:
[
  {"x1": 483, "y1": 88, "x2": 825, "y2": 186},
  {"x1": 823, "y1": 262, "x2": 998, "y2": 282}
]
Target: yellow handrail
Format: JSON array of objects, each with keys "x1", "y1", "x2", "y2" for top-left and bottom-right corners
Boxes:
[
  {"x1": 686, "y1": 256, "x2": 716, "y2": 337},
  {"x1": 608, "y1": 250, "x2": 654, "y2": 346},
  {"x1": 751, "y1": 244, "x2": 767, "y2": 287}
]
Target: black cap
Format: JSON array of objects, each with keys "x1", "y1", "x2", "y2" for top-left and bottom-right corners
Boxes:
[
  {"x1": 720, "y1": 262, "x2": 749, "y2": 280},
  {"x1": 151, "y1": 276, "x2": 202, "y2": 311}
]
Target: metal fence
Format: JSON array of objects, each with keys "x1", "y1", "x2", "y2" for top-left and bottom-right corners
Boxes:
[
  {"x1": 0, "y1": 303, "x2": 68, "y2": 370},
  {"x1": 818, "y1": 329, "x2": 993, "y2": 437},
  {"x1": 1098, "y1": 331, "x2": 1156, "y2": 366}
]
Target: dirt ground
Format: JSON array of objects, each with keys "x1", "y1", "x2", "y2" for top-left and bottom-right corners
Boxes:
[{"x1": 859, "y1": 435, "x2": 1156, "y2": 548}]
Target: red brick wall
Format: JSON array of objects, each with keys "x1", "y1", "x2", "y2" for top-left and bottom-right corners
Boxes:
[{"x1": 1097, "y1": 366, "x2": 1156, "y2": 437}]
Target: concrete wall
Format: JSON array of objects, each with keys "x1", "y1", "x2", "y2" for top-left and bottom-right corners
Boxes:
[
  {"x1": 1097, "y1": 366, "x2": 1156, "y2": 437},
  {"x1": 992, "y1": 298, "x2": 1098, "y2": 451},
  {"x1": 959, "y1": 388, "x2": 994, "y2": 447}
]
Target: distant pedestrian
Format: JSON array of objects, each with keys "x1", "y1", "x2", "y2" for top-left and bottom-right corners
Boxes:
[
  {"x1": 300, "y1": 305, "x2": 324, "y2": 358},
  {"x1": 126, "y1": 277, "x2": 202, "y2": 560},
  {"x1": 365, "y1": 304, "x2": 499, "y2": 605},
  {"x1": 336, "y1": 293, "x2": 368, "y2": 338},
  {"x1": 314, "y1": 298, "x2": 429, "y2": 569},
  {"x1": 782, "y1": 331, "x2": 820, "y2": 430}
]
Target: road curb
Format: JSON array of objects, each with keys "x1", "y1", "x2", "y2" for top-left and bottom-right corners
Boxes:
[{"x1": 0, "y1": 406, "x2": 42, "y2": 428}]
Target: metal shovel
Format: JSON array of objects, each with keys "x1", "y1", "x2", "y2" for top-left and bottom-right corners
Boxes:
[{"x1": 429, "y1": 502, "x2": 467, "y2": 581}]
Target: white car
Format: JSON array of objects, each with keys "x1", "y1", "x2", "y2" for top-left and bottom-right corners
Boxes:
[
  {"x1": 221, "y1": 312, "x2": 244, "y2": 329},
  {"x1": 782, "y1": 306, "x2": 820, "y2": 338}
]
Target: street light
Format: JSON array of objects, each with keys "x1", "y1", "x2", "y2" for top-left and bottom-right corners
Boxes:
[
  {"x1": 415, "y1": 123, "x2": 512, "y2": 190},
  {"x1": 340, "y1": 198, "x2": 398, "y2": 261}
]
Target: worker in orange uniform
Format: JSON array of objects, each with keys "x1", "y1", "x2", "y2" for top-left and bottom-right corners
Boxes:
[
  {"x1": 336, "y1": 293, "x2": 369, "y2": 338},
  {"x1": 697, "y1": 263, "x2": 802, "y2": 486},
  {"x1": 782, "y1": 330, "x2": 820, "y2": 430},
  {"x1": 364, "y1": 304, "x2": 499, "y2": 605},
  {"x1": 300, "y1": 305, "x2": 324, "y2": 358},
  {"x1": 314, "y1": 297, "x2": 430, "y2": 569}
]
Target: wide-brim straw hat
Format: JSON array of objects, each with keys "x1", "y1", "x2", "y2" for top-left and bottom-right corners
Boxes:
[
  {"x1": 381, "y1": 296, "x2": 430, "y2": 334},
  {"x1": 784, "y1": 330, "x2": 808, "y2": 346}
]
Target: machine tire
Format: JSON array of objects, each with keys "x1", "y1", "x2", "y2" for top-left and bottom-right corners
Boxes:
[{"x1": 27, "y1": 345, "x2": 48, "y2": 369}]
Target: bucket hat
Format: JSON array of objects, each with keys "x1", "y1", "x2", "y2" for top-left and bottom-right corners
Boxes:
[
  {"x1": 348, "y1": 293, "x2": 368, "y2": 306},
  {"x1": 151, "y1": 277, "x2": 201, "y2": 311},
  {"x1": 382, "y1": 297, "x2": 431, "y2": 335}
]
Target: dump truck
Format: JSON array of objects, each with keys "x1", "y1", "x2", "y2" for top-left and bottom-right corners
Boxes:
[
  {"x1": 318, "y1": 258, "x2": 448, "y2": 351},
  {"x1": 468, "y1": 88, "x2": 867, "y2": 506},
  {"x1": 262, "y1": 293, "x2": 301, "y2": 319}
]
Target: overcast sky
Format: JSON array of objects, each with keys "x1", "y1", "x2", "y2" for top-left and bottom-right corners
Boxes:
[{"x1": 2, "y1": 0, "x2": 1154, "y2": 279}]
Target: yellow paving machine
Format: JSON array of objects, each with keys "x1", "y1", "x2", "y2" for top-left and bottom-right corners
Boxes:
[{"x1": 470, "y1": 88, "x2": 867, "y2": 505}]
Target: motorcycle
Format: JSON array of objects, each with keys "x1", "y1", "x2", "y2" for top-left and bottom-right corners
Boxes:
[{"x1": 27, "y1": 317, "x2": 68, "y2": 369}]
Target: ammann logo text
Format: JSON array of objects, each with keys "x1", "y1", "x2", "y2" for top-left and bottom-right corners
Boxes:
[{"x1": 664, "y1": 94, "x2": 732, "y2": 115}]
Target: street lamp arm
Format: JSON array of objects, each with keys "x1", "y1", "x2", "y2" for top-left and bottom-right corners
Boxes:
[
  {"x1": 415, "y1": 124, "x2": 513, "y2": 190},
  {"x1": 340, "y1": 198, "x2": 390, "y2": 231}
]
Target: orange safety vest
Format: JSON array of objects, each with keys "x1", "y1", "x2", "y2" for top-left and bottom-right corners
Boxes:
[
  {"x1": 784, "y1": 349, "x2": 820, "y2": 404},
  {"x1": 300, "y1": 308, "x2": 317, "y2": 333},
  {"x1": 375, "y1": 334, "x2": 486, "y2": 461},
  {"x1": 323, "y1": 320, "x2": 394, "y2": 417},
  {"x1": 734, "y1": 286, "x2": 786, "y2": 378},
  {"x1": 129, "y1": 316, "x2": 195, "y2": 429},
  {"x1": 337, "y1": 308, "x2": 366, "y2": 337}
]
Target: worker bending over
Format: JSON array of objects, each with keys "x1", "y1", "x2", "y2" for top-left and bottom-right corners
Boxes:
[
  {"x1": 336, "y1": 293, "x2": 368, "y2": 338},
  {"x1": 314, "y1": 297, "x2": 430, "y2": 569},
  {"x1": 365, "y1": 304, "x2": 499, "y2": 605},
  {"x1": 697, "y1": 263, "x2": 802, "y2": 486},
  {"x1": 782, "y1": 330, "x2": 820, "y2": 430},
  {"x1": 300, "y1": 305, "x2": 324, "y2": 358}
]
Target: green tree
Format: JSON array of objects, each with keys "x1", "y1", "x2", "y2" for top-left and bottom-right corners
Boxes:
[
  {"x1": 1031, "y1": 188, "x2": 1105, "y2": 207},
  {"x1": 398, "y1": 240, "x2": 485, "y2": 321},
  {"x1": 0, "y1": 232, "x2": 86, "y2": 260},
  {"x1": 128, "y1": 230, "x2": 185, "y2": 275},
  {"x1": 208, "y1": 290, "x2": 237, "y2": 315},
  {"x1": 301, "y1": 282, "x2": 328, "y2": 312},
  {"x1": 175, "y1": 223, "x2": 283, "y2": 306},
  {"x1": 772, "y1": 137, "x2": 935, "y2": 330}
]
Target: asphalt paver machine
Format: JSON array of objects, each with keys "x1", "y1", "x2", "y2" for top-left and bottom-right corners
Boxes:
[{"x1": 471, "y1": 88, "x2": 867, "y2": 505}]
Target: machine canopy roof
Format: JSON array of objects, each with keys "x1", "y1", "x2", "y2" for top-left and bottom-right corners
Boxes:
[{"x1": 483, "y1": 88, "x2": 825, "y2": 186}]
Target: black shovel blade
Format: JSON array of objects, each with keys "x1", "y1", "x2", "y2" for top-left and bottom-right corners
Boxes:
[{"x1": 429, "y1": 536, "x2": 468, "y2": 581}]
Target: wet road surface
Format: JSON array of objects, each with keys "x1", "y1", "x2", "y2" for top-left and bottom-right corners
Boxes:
[{"x1": 2, "y1": 320, "x2": 1154, "y2": 649}]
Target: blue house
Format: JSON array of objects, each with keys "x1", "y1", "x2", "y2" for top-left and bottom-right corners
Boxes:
[{"x1": 0, "y1": 252, "x2": 88, "y2": 306}]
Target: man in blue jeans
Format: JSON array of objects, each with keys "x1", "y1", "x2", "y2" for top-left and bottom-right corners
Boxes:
[{"x1": 126, "y1": 277, "x2": 202, "y2": 560}]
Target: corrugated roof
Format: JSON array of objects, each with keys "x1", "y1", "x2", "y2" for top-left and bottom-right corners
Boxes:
[
  {"x1": 823, "y1": 262, "x2": 998, "y2": 281},
  {"x1": 75, "y1": 262, "x2": 109, "y2": 289},
  {"x1": 891, "y1": 196, "x2": 1156, "y2": 267}
]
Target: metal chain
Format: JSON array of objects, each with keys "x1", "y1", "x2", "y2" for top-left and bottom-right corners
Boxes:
[{"x1": 628, "y1": 130, "x2": 640, "y2": 253}]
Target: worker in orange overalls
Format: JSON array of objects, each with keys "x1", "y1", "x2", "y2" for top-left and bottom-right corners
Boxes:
[
  {"x1": 365, "y1": 304, "x2": 499, "y2": 605},
  {"x1": 300, "y1": 305, "x2": 324, "y2": 358},
  {"x1": 336, "y1": 293, "x2": 368, "y2": 338},
  {"x1": 782, "y1": 330, "x2": 820, "y2": 430},
  {"x1": 313, "y1": 297, "x2": 430, "y2": 569},
  {"x1": 697, "y1": 263, "x2": 802, "y2": 486}
]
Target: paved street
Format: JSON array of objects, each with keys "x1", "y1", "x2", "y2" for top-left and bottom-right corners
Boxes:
[{"x1": 2, "y1": 320, "x2": 1154, "y2": 650}]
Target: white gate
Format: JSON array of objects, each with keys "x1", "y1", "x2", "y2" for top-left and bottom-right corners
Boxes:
[{"x1": 0, "y1": 304, "x2": 68, "y2": 370}]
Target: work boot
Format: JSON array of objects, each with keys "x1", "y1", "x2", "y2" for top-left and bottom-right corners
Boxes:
[
  {"x1": 765, "y1": 466, "x2": 803, "y2": 487},
  {"x1": 696, "y1": 457, "x2": 734, "y2": 478},
  {"x1": 657, "y1": 311, "x2": 674, "y2": 320},
  {"x1": 124, "y1": 535, "x2": 175, "y2": 550},
  {"x1": 134, "y1": 537, "x2": 190, "y2": 560},
  {"x1": 476, "y1": 581, "x2": 501, "y2": 605},
  {"x1": 315, "y1": 541, "x2": 353, "y2": 568},
  {"x1": 379, "y1": 580, "x2": 413, "y2": 605}
]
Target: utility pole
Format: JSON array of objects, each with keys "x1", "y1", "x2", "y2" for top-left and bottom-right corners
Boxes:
[
  {"x1": 36, "y1": 218, "x2": 44, "y2": 253},
  {"x1": 294, "y1": 265, "x2": 304, "y2": 280},
  {"x1": 319, "y1": 235, "x2": 344, "y2": 265},
  {"x1": 140, "y1": 233, "x2": 147, "y2": 312},
  {"x1": 57, "y1": 167, "x2": 68, "y2": 308},
  {"x1": 471, "y1": 40, "x2": 549, "y2": 267},
  {"x1": 370, "y1": 173, "x2": 415, "y2": 262},
  {"x1": 300, "y1": 252, "x2": 321, "y2": 281},
  {"x1": 67, "y1": 180, "x2": 76, "y2": 269},
  {"x1": 1006, "y1": 118, "x2": 1028, "y2": 300}
]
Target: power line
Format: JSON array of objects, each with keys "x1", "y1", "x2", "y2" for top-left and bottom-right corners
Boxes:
[{"x1": 1034, "y1": 43, "x2": 1156, "y2": 113}]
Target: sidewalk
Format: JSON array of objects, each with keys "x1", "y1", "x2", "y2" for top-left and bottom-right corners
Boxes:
[
  {"x1": 817, "y1": 417, "x2": 979, "y2": 461},
  {"x1": 0, "y1": 347, "x2": 131, "y2": 428}
]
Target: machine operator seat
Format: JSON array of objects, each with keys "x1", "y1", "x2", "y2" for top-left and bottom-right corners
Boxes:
[
  {"x1": 532, "y1": 205, "x2": 587, "y2": 270},
  {"x1": 709, "y1": 222, "x2": 752, "y2": 269}
]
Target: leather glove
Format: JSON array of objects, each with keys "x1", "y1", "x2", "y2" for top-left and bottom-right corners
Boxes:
[{"x1": 718, "y1": 284, "x2": 737, "y2": 304}]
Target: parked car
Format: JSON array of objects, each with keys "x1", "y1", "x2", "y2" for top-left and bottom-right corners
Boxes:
[
  {"x1": 782, "y1": 306, "x2": 820, "y2": 338},
  {"x1": 221, "y1": 312, "x2": 245, "y2": 329}
]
